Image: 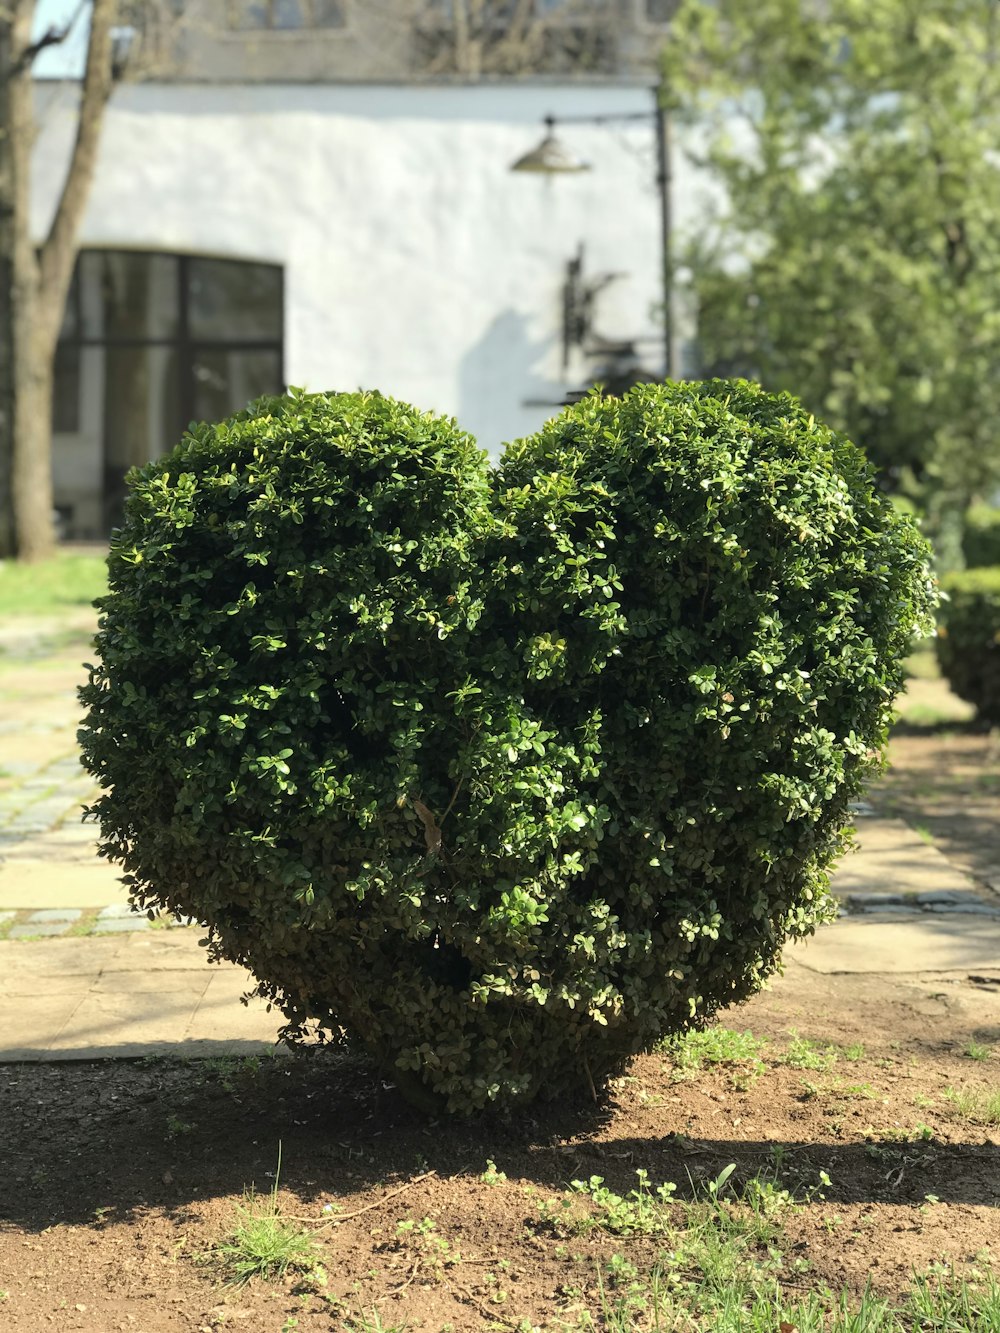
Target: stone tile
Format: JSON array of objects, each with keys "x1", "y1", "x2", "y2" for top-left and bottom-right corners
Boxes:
[
  {"x1": 831, "y1": 818, "x2": 977, "y2": 899},
  {"x1": 0, "y1": 858, "x2": 129, "y2": 910},
  {"x1": 185, "y1": 974, "x2": 285, "y2": 1044},
  {"x1": 26, "y1": 908, "x2": 82, "y2": 924},
  {"x1": 101, "y1": 931, "x2": 219, "y2": 973},
  {"x1": 0, "y1": 936, "x2": 119, "y2": 983},
  {"x1": 926, "y1": 902, "x2": 1000, "y2": 916},
  {"x1": 793, "y1": 915, "x2": 1000, "y2": 975},
  {"x1": 88, "y1": 971, "x2": 211, "y2": 998},
  {"x1": 846, "y1": 892, "x2": 907, "y2": 907},
  {"x1": 97, "y1": 903, "x2": 145, "y2": 920},
  {"x1": 47, "y1": 989, "x2": 209, "y2": 1053},
  {"x1": 18, "y1": 1036, "x2": 285, "y2": 1061},
  {"x1": 0, "y1": 992, "x2": 85, "y2": 1054},
  {"x1": 848, "y1": 800, "x2": 878, "y2": 818},
  {"x1": 7, "y1": 922, "x2": 73, "y2": 938},
  {"x1": 91, "y1": 917, "x2": 151, "y2": 934}
]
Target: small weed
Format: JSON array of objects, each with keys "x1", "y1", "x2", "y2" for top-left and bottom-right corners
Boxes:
[
  {"x1": 481, "y1": 1159, "x2": 508, "y2": 1187},
  {"x1": 906, "y1": 1269, "x2": 1000, "y2": 1329},
  {"x1": 211, "y1": 1145, "x2": 321, "y2": 1286},
  {"x1": 605, "y1": 1253, "x2": 639, "y2": 1285},
  {"x1": 199, "y1": 1053, "x2": 267, "y2": 1094},
  {"x1": 394, "y1": 1215, "x2": 459, "y2": 1275},
  {"x1": 782, "y1": 1030, "x2": 838, "y2": 1070},
  {"x1": 865, "y1": 1123, "x2": 934, "y2": 1144},
  {"x1": 660, "y1": 1027, "x2": 768, "y2": 1085},
  {"x1": 964, "y1": 1041, "x2": 993, "y2": 1062},
  {"x1": 542, "y1": 1169, "x2": 677, "y2": 1237},
  {"x1": 914, "y1": 824, "x2": 935, "y2": 845},
  {"x1": 661, "y1": 1025, "x2": 767, "y2": 1066},
  {"x1": 343, "y1": 1310, "x2": 408, "y2": 1333},
  {"x1": 165, "y1": 1114, "x2": 195, "y2": 1138},
  {"x1": 944, "y1": 1085, "x2": 1000, "y2": 1125}
]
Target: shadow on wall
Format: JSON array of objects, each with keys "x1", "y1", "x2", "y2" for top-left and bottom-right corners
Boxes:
[{"x1": 458, "y1": 308, "x2": 563, "y2": 456}]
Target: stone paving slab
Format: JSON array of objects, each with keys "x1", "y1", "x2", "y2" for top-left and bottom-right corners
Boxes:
[
  {"x1": 27, "y1": 908, "x2": 82, "y2": 924},
  {"x1": 7, "y1": 922, "x2": 74, "y2": 938},
  {"x1": 90, "y1": 917, "x2": 152, "y2": 934},
  {"x1": 1, "y1": 906, "x2": 999, "y2": 1062},
  {"x1": 792, "y1": 913, "x2": 1000, "y2": 975},
  {"x1": 830, "y1": 817, "x2": 984, "y2": 900},
  {"x1": 97, "y1": 903, "x2": 146, "y2": 920},
  {"x1": 0, "y1": 858, "x2": 130, "y2": 910},
  {"x1": 0, "y1": 931, "x2": 284, "y2": 1060}
]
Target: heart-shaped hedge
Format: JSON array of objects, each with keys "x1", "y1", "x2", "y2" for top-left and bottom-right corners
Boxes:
[{"x1": 78, "y1": 381, "x2": 935, "y2": 1113}]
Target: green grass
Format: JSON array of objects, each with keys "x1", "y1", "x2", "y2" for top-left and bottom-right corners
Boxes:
[
  {"x1": 902, "y1": 645, "x2": 941, "y2": 682},
  {"x1": 944, "y1": 1085, "x2": 1000, "y2": 1126},
  {"x1": 342, "y1": 1311, "x2": 409, "y2": 1333},
  {"x1": 571, "y1": 1184, "x2": 1000, "y2": 1332},
  {"x1": 780, "y1": 1031, "x2": 839, "y2": 1071},
  {"x1": 210, "y1": 1147, "x2": 321, "y2": 1287},
  {"x1": 963, "y1": 1042, "x2": 993, "y2": 1062},
  {"x1": 545, "y1": 1162, "x2": 1000, "y2": 1332},
  {"x1": 213, "y1": 1190, "x2": 319, "y2": 1286},
  {"x1": 660, "y1": 1027, "x2": 768, "y2": 1087},
  {"x1": 0, "y1": 553, "x2": 107, "y2": 618}
]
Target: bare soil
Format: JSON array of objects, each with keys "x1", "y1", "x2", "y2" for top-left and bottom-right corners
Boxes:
[{"x1": 1, "y1": 723, "x2": 999, "y2": 1333}]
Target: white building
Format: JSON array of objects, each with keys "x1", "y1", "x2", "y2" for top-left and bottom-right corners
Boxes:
[{"x1": 32, "y1": 4, "x2": 704, "y2": 537}]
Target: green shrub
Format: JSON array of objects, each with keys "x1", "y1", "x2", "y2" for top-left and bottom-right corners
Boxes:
[
  {"x1": 935, "y1": 566, "x2": 1000, "y2": 722},
  {"x1": 963, "y1": 504, "x2": 1000, "y2": 569},
  {"x1": 78, "y1": 382, "x2": 935, "y2": 1114}
]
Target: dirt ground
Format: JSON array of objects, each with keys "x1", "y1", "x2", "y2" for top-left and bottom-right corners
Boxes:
[{"x1": 1, "y1": 716, "x2": 999, "y2": 1332}]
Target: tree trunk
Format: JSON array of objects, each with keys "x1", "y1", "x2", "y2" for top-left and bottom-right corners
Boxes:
[
  {"x1": 6, "y1": 0, "x2": 50, "y2": 559},
  {"x1": 0, "y1": 9, "x2": 23, "y2": 557},
  {"x1": 1, "y1": 0, "x2": 115, "y2": 562},
  {"x1": 12, "y1": 304, "x2": 57, "y2": 561}
]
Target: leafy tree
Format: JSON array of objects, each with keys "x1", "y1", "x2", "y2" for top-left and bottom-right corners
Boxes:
[
  {"x1": 665, "y1": 0, "x2": 1000, "y2": 566},
  {"x1": 0, "y1": 0, "x2": 195, "y2": 562},
  {"x1": 1, "y1": 0, "x2": 119, "y2": 560}
]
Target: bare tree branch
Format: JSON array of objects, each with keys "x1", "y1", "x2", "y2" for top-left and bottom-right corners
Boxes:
[
  {"x1": 12, "y1": 0, "x2": 88, "y2": 73},
  {"x1": 38, "y1": 0, "x2": 115, "y2": 333}
]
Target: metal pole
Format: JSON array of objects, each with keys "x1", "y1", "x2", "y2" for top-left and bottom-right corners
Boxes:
[{"x1": 654, "y1": 84, "x2": 675, "y2": 380}]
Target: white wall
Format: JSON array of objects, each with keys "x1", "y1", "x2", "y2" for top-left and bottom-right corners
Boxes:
[{"x1": 33, "y1": 81, "x2": 709, "y2": 461}]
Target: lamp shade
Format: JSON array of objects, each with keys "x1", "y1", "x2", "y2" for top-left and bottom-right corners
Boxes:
[{"x1": 510, "y1": 119, "x2": 591, "y2": 174}]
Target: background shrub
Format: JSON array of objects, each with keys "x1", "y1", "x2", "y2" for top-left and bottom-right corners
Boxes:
[
  {"x1": 962, "y1": 504, "x2": 1000, "y2": 570},
  {"x1": 78, "y1": 382, "x2": 935, "y2": 1114},
  {"x1": 935, "y1": 566, "x2": 1000, "y2": 723}
]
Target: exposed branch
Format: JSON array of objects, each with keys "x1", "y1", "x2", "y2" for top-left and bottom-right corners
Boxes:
[
  {"x1": 38, "y1": 0, "x2": 115, "y2": 325},
  {"x1": 11, "y1": 0, "x2": 88, "y2": 74}
]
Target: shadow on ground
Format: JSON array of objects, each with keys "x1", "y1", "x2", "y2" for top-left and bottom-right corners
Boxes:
[{"x1": 3, "y1": 1043, "x2": 998, "y2": 1235}]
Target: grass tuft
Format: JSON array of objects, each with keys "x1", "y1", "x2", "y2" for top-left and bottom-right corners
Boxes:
[
  {"x1": 0, "y1": 553, "x2": 107, "y2": 618},
  {"x1": 211, "y1": 1145, "x2": 320, "y2": 1287},
  {"x1": 944, "y1": 1085, "x2": 1000, "y2": 1126}
]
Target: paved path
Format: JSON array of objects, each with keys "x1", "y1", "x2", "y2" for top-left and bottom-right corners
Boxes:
[
  {"x1": 1, "y1": 814, "x2": 998, "y2": 1062},
  {"x1": 0, "y1": 930, "x2": 282, "y2": 1059},
  {"x1": 1, "y1": 611, "x2": 998, "y2": 1061}
]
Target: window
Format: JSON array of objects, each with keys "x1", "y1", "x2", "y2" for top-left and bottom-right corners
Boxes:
[
  {"x1": 227, "y1": 0, "x2": 346, "y2": 29},
  {"x1": 644, "y1": 0, "x2": 679, "y2": 23},
  {"x1": 53, "y1": 251, "x2": 284, "y2": 532}
]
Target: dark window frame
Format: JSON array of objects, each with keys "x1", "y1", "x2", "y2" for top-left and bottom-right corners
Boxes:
[
  {"x1": 54, "y1": 249, "x2": 285, "y2": 433},
  {"x1": 226, "y1": 0, "x2": 348, "y2": 31}
]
